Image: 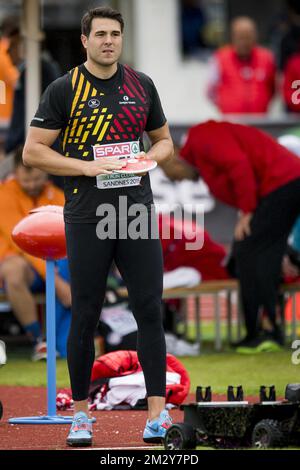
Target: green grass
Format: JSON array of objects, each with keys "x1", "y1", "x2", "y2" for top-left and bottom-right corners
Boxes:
[
  {"x1": 180, "y1": 351, "x2": 299, "y2": 397},
  {"x1": 182, "y1": 319, "x2": 300, "y2": 345},
  {"x1": 1, "y1": 343, "x2": 299, "y2": 450},
  {"x1": 0, "y1": 346, "x2": 299, "y2": 398},
  {"x1": 1, "y1": 316, "x2": 299, "y2": 395},
  {"x1": 0, "y1": 355, "x2": 71, "y2": 388}
]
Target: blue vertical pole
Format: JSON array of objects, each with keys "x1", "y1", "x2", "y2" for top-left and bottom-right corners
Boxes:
[
  {"x1": 9, "y1": 257, "x2": 94, "y2": 424},
  {"x1": 46, "y1": 259, "x2": 56, "y2": 417}
]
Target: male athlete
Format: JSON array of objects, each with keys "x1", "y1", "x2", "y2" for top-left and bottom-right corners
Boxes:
[{"x1": 23, "y1": 7, "x2": 174, "y2": 446}]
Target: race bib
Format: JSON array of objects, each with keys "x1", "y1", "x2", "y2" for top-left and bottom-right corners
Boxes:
[{"x1": 93, "y1": 141, "x2": 141, "y2": 189}]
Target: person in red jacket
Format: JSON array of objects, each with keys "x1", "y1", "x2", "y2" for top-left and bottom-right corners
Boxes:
[
  {"x1": 161, "y1": 120, "x2": 300, "y2": 350},
  {"x1": 159, "y1": 214, "x2": 229, "y2": 281},
  {"x1": 207, "y1": 17, "x2": 276, "y2": 114},
  {"x1": 282, "y1": 51, "x2": 300, "y2": 112}
]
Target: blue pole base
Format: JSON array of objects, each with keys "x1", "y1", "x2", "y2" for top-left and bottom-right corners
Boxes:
[{"x1": 9, "y1": 416, "x2": 96, "y2": 425}]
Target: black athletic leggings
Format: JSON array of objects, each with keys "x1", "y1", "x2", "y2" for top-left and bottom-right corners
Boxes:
[
  {"x1": 232, "y1": 178, "x2": 300, "y2": 338},
  {"x1": 65, "y1": 214, "x2": 166, "y2": 402}
]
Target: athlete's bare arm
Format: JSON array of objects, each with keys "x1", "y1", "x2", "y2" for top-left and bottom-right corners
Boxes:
[
  {"x1": 145, "y1": 123, "x2": 174, "y2": 165},
  {"x1": 23, "y1": 127, "x2": 126, "y2": 176}
]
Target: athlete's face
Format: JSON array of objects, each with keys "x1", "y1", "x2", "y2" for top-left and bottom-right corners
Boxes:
[
  {"x1": 81, "y1": 18, "x2": 123, "y2": 67},
  {"x1": 15, "y1": 166, "x2": 48, "y2": 198}
]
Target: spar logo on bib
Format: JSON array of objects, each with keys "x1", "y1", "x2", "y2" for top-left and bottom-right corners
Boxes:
[
  {"x1": 93, "y1": 141, "x2": 140, "y2": 159},
  {"x1": 131, "y1": 142, "x2": 139, "y2": 155}
]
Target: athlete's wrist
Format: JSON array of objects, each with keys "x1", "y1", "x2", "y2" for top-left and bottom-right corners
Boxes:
[{"x1": 80, "y1": 160, "x2": 90, "y2": 176}]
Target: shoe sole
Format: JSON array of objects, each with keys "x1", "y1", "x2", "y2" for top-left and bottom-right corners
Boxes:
[
  {"x1": 256, "y1": 341, "x2": 282, "y2": 353},
  {"x1": 143, "y1": 436, "x2": 164, "y2": 444},
  {"x1": 236, "y1": 347, "x2": 263, "y2": 355},
  {"x1": 66, "y1": 438, "x2": 92, "y2": 447},
  {"x1": 31, "y1": 355, "x2": 47, "y2": 362}
]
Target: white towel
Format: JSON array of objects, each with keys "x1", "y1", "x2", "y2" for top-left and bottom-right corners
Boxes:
[
  {"x1": 94, "y1": 371, "x2": 181, "y2": 410},
  {"x1": 163, "y1": 267, "x2": 201, "y2": 289}
]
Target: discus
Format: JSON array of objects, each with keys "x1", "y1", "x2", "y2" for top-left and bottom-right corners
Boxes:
[{"x1": 113, "y1": 158, "x2": 157, "y2": 175}]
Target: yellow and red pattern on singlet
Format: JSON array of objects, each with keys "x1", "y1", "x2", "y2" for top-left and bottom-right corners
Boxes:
[{"x1": 62, "y1": 65, "x2": 149, "y2": 159}]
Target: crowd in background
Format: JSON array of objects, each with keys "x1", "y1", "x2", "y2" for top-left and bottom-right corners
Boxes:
[{"x1": 183, "y1": 0, "x2": 300, "y2": 114}]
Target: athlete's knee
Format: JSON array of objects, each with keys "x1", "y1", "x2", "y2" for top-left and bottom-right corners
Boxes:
[
  {"x1": 69, "y1": 301, "x2": 101, "y2": 340},
  {"x1": 67, "y1": 320, "x2": 96, "y2": 352},
  {"x1": 131, "y1": 292, "x2": 162, "y2": 324}
]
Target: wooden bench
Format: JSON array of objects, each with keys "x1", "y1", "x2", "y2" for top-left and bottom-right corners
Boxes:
[
  {"x1": 162, "y1": 280, "x2": 239, "y2": 351},
  {"x1": 118, "y1": 280, "x2": 300, "y2": 351},
  {"x1": 0, "y1": 281, "x2": 299, "y2": 352}
]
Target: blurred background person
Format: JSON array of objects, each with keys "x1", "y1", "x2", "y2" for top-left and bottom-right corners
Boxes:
[
  {"x1": 159, "y1": 213, "x2": 229, "y2": 283},
  {"x1": 160, "y1": 120, "x2": 300, "y2": 352},
  {"x1": 4, "y1": 27, "x2": 61, "y2": 156},
  {"x1": 0, "y1": 16, "x2": 19, "y2": 127},
  {"x1": 207, "y1": 16, "x2": 276, "y2": 114},
  {"x1": 0, "y1": 146, "x2": 70, "y2": 360}
]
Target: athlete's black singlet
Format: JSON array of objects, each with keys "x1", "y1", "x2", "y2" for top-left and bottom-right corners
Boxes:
[{"x1": 31, "y1": 63, "x2": 166, "y2": 222}]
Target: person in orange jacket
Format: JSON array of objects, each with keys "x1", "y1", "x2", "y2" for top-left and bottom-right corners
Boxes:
[
  {"x1": 0, "y1": 146, "x2": 70, "y2": 360},
  {"x1": 0, "y1": 16, "x2": 19, "y2": 125}
]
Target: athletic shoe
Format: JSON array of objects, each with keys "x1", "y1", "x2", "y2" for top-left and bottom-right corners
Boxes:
[
  {"x1": 143, "y1": 409, "x2": 173, "y2": 443},
  {"x1": 31, "y1": 340, "x2": 47, "y2": 361},
  {"x1": 31, "y1": 340, "x2": 60, "y2": 362},
  {"x1": 66, "y1": 411, "x2": 93, "y2": 447},
  {"x1": 256, "y1": 340, "x2": 282, "y2": 353},
  {"x1": 236, "y1": 339, "x2": 282, "y2": 355},
  {"x1": 174, "y1": 339, "x2": 200, "y2": 356},
  {"x1": 165, "y1": 333, "x2": 200, "y2": 356}
]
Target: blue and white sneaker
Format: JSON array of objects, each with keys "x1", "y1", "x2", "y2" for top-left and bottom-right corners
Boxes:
[
  {"x1": 66, "y1": 411, "x2": 93, "y2": 447},
  {"x1": 143, "y1": 409, "x2": 173, "y2": 443}
]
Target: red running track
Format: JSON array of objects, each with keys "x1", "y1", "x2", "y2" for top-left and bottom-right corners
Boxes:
[
  {"x1": 0, "y1": 386, "x2": 261, "y2": 450},
  {"x1": 0, "y1": 386, "x2": 185, "y2": 450}
]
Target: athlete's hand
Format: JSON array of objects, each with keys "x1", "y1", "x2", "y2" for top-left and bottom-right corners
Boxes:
[
  {"x1": 134, "y1": 152, "x2": 149, "y2": 176},
  {"x1": 135, "y1": 151, "x2": 148, "y2": 160},
  {"x1": 234, "y1": 212, "x2": 253, "y2": 241},
  {"x1": 82, "y1": 159, "x2": 127, "y2": 177}
]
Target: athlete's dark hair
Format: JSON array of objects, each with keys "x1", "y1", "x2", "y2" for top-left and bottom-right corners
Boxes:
[{"x1": 81, "y1": 6, "x2": 124, "y2": 37}]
